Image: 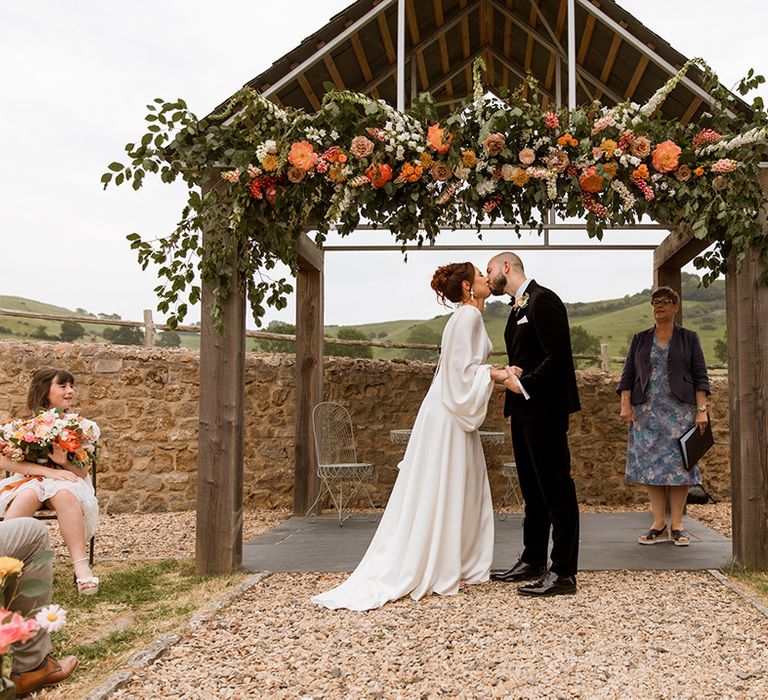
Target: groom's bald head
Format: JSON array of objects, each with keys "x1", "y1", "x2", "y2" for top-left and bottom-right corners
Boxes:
[{"x1": 487, "y1": 252, "x2": 526, "y2": 296}]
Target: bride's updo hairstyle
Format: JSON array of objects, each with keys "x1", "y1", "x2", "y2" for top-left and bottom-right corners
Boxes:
[{"x1": 431, "y1": 262, "x2": 475, "y2": 305}]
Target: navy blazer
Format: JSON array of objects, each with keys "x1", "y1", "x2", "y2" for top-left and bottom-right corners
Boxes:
[{"x1": 616, "y1": 324, "x2": 710, "y2": 406}]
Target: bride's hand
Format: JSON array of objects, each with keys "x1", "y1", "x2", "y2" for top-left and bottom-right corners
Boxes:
[{"x1": 490, "y1": 367, "x2": 510, "y2": 382}]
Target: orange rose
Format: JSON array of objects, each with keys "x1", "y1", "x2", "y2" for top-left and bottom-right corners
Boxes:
[
  {"x1": 632, "y1": 164, "x2": 650, "y2": 180},
  {"x1": 557, "y1": 133, "x2": 579, "y2": 148},
  {"x1": 366, "y1": 163, "x2": 393, "y2": 189},
  {"x1": 652, "y1": 140, "x2": 682, "y2": 173},
  {"x1": 288, "y1": 141, "x2": 319, "y2": 172},
  {"x1": 578, "y1": 166, "x2": 603, "y2": 193},
  {"x1": 427, "y1": 124, "x2": 452, "y2": 154},
  {"x1": 57, "y1": 430, "x2": 81, "y2": 453},
  {"x1": 694, "y1": 166, "x2": 705, "y2": 177}
]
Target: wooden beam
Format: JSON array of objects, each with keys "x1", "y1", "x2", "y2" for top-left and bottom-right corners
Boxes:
[
  {"x1": 681, "y1": 97, "x2": 703, "y2": 124},
  {"x1": 545, "y1": 0, "x2": 567, "y2": 92},
  {"x1": 576, "y1": 11, "x2": 596, "y2": 65},
  {"x1": 523, "y1": 4, "x2": 537, "y2": 100},
  {"x1": 653, "y1": 224, "x2": 709, "y2": 271},
  {"x1": 502, "y1": 0, "x2": 514, "y2": 88},
  {"x1": 433, "y1": 0, "x2": 452, "y2": 95},
  {"x1": 727, "y1": 170, "x2": 768, "y2": 570},
  {"x1": 625, "y1": 53, "x2": 650, "y2": 101},
  {"x1": 406, "y1": 0, "x2": 420, "y2": 44},
  {"x1": 377, "y1": 12, "x2": 397, "y2": 64},
  {"x1": 320, "y1": 46, "x2": 347, "y2": 91},
  {"x1": 197, "y1": 181, "x2": 245, "y2": 574},
  {"x1": 600, "y1": 31, "x2": 623, "y2": 84},
  {"x1": 294, "y1": 234, "x2": 324, "y2": 516},
  {"x1": 296, "y1": 73, "x2": 321, "y2": 111},
  {"x1": 460, "y1": 0, "x2": 471, "y2": 58},
  {"x1": 350, "y1": 33, "x2": 374, "y2": 83}
]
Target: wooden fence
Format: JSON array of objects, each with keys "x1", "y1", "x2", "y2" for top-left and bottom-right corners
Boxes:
[{"x1": 2, "y1": 307, "x2": 723, "y2": 371}]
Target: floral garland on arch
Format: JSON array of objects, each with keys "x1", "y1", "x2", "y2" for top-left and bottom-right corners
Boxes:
[{"x1": 104, "y1": 59, "x2": 768, "y2": 331}]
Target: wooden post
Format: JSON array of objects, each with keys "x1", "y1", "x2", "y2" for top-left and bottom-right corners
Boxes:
[
  {"x1": 727, "y1": 171, "x2": 768, "y2": 570},
  {"x1": 294, "y1": 234, "x2": 324, "y2": 515},
  {"x1": 143, "y1": 309, "x2": 156, "y2": 347},
  {"x1": 653, "y1": 225, "x2": 710, "y2": 325},
  {"x1": 196, "y1": 187, "x2": 245, "y2": 574},
  {"x1": 600, "y1": 343, "x2": 609, "y2": 372}
]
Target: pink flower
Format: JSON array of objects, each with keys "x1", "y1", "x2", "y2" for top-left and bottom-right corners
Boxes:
[
  {"x1": 711, "y1": 158, "x2": 738, "y2": 173},
  {"x1": 519, "y1": 148, "x2": 536, "y2": 165},
  {"x1": 543, "y1": 112, "x2": 560, "y2": 129},
  {"x1": 350, "y1": 135, "x2": 375, "y2": 158},
  {"x1": 0, "y1": 610, "x2": 38, "y2": 654},
  {"x1": 220, "y1": 169, "x2": 241, "y2": 183}
]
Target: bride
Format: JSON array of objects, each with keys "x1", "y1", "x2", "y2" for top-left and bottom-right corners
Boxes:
[{"x1": 312, "y1": 262, "x2": 510, "y2": 611}]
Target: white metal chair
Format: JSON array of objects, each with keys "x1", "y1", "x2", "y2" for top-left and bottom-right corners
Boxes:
[
  {"x1": 307, "y1": 402, "x2": 376, "y2": 526},
  {"x1": 497, "y1": 461, "x2": 523, "y2": 520}
]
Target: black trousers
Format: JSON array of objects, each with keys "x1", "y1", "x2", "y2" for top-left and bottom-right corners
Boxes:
[{"x1": 510, "y1": 414, "x2": 580, "y2": 577}]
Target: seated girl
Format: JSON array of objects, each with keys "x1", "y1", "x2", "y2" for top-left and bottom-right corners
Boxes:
[{"x1": 0, "y1": 368, "x2": 100, "y2": 595}]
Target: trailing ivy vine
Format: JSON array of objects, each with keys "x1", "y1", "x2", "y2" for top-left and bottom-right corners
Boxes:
[{"x1": 104, "y1": 59, "x2": 767, "y2": 331}]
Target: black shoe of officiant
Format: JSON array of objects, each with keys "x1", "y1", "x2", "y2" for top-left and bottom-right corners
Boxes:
[
  {"x1": 517, "y1": 570, "x2": 577, "y2": 597},
  {"x1": 490, "y1": 559, "x2": 547, "y2": 583}
]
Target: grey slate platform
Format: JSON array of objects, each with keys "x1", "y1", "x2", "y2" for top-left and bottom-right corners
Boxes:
[{"x1": 243, "y1": 512, "x2": 732, "y2": 573}]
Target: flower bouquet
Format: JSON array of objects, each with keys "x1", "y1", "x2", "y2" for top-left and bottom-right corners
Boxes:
[
  {"x1": 0, "y1": 409, "x2": 99, "y2": 469},
  {"x1": 0, "y1": 554, "x2": 67, "y2": 696}
]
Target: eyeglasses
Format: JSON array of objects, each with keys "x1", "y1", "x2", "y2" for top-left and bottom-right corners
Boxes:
[{"x1": 650, "y1": 299, "x2": 675, "y2": 307}]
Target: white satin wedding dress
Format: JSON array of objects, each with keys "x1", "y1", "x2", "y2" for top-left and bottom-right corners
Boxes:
[{"x1": 312, "y1": 304, "x2": 495, "y2": 611}]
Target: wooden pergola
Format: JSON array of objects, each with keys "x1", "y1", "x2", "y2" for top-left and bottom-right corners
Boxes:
[{"x1": 196, "y1": 0, "x2": 768, "y2": 573}]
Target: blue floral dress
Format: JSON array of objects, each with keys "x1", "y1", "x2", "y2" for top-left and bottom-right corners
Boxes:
[{"x1": 625, "y1": 335, "x2": 701, "y2": 486}]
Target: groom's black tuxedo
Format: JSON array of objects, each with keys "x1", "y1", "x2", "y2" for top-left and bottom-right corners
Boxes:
[
  {"x1": 503, "y1": 281, "x2": 581, "y2": 420},
  {"x1": 503, "y1": 280, "x2": 581, "y2": 578}
]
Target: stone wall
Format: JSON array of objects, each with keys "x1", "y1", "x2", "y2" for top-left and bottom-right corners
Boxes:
[{"x1": 0, "y1": 341, "x2": 730, "y2": 512}]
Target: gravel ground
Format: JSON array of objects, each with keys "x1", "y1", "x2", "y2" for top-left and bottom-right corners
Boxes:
[
  {"x1": 42, "y1": 503, "x2": 753, "y2": 699},
  {"x1": 111, "y1": 570, "x2": 767, "y2": 699}
]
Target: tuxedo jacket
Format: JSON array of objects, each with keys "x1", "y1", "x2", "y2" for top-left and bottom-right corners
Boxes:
[
  {"x1": 616, "y1": 324, "x2": 710, "y2": 406},
  {"x1": 503, "y1": 280, "x2": 581, "y2": 421}
]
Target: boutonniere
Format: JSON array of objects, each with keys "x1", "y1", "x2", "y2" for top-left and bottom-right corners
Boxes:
[{"x1": 513, "y1": 293, "x2": 530, "y2": 312}]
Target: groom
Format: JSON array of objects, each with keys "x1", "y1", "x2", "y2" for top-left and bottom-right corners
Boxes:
[{"x1": 487, "y1": 252, "x2": 581, "y2": 596}]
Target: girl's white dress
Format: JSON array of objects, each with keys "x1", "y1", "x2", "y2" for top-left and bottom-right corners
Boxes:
[
  {"x1": 0, "y1": 419, "x2": 100, "y2": 540},
  {"x1": 312, "y1": 305, "x2": 495, "y2": 611}
]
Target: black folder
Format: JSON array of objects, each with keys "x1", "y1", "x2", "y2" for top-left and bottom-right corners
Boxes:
[{"x1": 679, "y1": 421, "x2": 714, "y2": 471}]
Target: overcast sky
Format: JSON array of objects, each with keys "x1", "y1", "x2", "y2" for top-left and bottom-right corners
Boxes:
[{"x1": 1, "y1": 1, "x2": 765, "y2": 328}]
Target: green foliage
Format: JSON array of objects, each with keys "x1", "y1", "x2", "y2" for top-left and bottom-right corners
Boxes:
[
  {"x1": 31, "y1": 324, "x2": 55, "y2": 340},
  {"x1": 714, "y1": 335, "x2": 728, "y2": 364},
  {"x1": 570, "y1": 325, "x2": 601, "y2": 355},
  {"x1": 105, "y1": 59, "x2": 768, "y2": 331},
  {"x1": 253, "y1": 320, "x2": 296, "y2": 353},
  {"x1": 103, "y1": 325, "x2": 144, "y2": 345},
  {"x1": 60, "y1": 320, "x2": 86, "y2": 342},
  {"x1": 326, "y1": 327, "x2": 373, "y2": 358},
  {"x1": 404, "y1": 324, "x2": 441, "y2": 361},
  {"x1": 156, "y1": 330, "x2": 182, "y2": 347}
]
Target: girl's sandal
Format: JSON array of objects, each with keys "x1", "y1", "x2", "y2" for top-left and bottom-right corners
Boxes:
[
  {"x1": 671, "y1": 529, "x2": 691, "y2": 546},
  {"x1": 73, "y1": 557, "x2": 100, "y2": 595}
]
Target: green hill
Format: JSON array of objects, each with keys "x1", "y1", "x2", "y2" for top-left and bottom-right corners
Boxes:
[{"x1": 2, "y1": 273, "x2": 727, "y2": 364}]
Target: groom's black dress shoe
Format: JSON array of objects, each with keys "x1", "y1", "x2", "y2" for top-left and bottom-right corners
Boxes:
[
  {"x1": 517, "y1": 570, "x2": 577, "y2": 597},
  {"x1": 490, "y1": 560, "x2": 547, "y2": 583}
]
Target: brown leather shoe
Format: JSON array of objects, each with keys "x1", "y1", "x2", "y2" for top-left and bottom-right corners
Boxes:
[{"x1": 10, "y1": 654, "x2": 79, "y2": 696}]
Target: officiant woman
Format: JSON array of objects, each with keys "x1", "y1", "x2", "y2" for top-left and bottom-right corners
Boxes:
[{"x1": 617, "y1": 286, "x2": 710, "y2": 547}]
